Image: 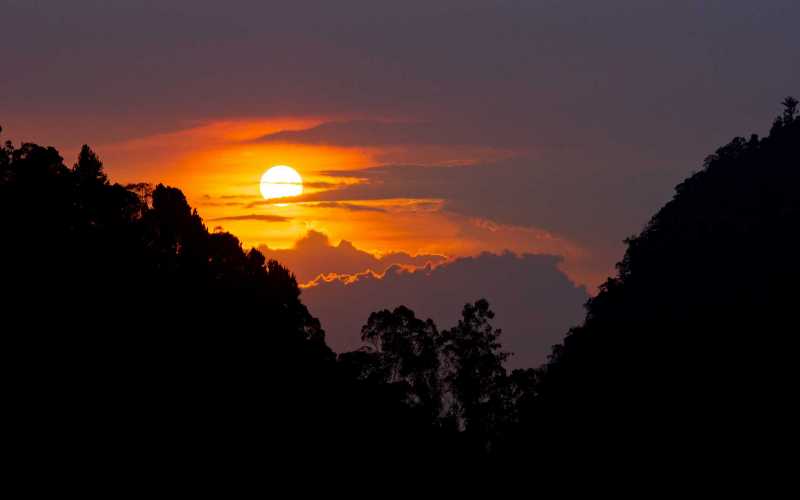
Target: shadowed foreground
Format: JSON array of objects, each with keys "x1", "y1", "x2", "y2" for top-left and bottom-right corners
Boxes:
[{"x1": 2, "y1": 98, "x2": 798, "y2": 479}]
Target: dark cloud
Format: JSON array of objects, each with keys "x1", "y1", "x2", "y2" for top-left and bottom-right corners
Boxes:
[
  {"x1": 310, "y1": 202, "x2": 386, "y2": 213},
  {"x1": 242, "y1": 183, "x2": 350, "y2": 209},
  {"x1": 199, "y1": 194, "x2": 259, "y2": 207},
  {"x1": 253, "y1": 120, "x2": 518, "y2": 148},
  {"x1": 198, "y1": 201, "x2": 246, "y2": 207},
  {"x1": 231, "y1": 157, "x2": 676, "y2": 285},
  {"x1": 3, "y1": 0, "x2": 798, "y2": 289},
  {"x1": 4, "y1": 1, "x2": 797, "y2": 155},
  {"x1": 208, "y1": 214, "x2": 289, "y2": 222},
  {"x1": 304, "y1": 181, "x2": 342, "y2": 189},
  {"x1": 302, "y1": 251, "x2": 589, "y2": 368},
  {"x1": 243, "y1": 200, "x2": 386, "y2": 211},
  {"x1": 301, "y1": 159, "x2": 679, "y2": 261},
  {"x1": 258, "y1": 230, "x2": 446, "y2": 284}
]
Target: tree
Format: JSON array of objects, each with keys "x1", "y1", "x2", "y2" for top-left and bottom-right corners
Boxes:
[
  {"x1": 0, "y1": 133, "x2": 346, "y2": 469},
  {"x1": 440, "y1": 299, "x2": 509, "y2": 438},
  {"x1": 73, "y1": 144, "x2": 107, "y2": 185},
  {"x1": 781, "y1": 96, "x2": 798, "y2": 122},
  {"x1": 771, "y1": 95, "x2": 799, "y2": 133},
  {"x1": 359, "y1": 305, "x2": 442, "y2": 418}
]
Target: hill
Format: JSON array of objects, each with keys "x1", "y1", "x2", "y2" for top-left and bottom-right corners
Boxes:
[
  {"x1": 0, "y1": 134, "x2": 447, "y2": 473},
  {"x1": 511, "y1": 98, "x2": 800, "y2": 462}
]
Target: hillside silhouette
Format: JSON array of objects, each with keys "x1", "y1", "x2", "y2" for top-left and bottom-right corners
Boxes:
[
  {"x1": 0, "y1": 135, "x2": 460, "y2": 472},
  {"x1": 2, "y1": 97, "x2": 798, "y2": 474},
  {"x1": 506, "y1": 97, "x2": 800, "y2": 463}
]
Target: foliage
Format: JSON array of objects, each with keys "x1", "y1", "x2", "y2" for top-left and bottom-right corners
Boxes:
[{"x1": 346, "y1": 299, "x2": 519, "y2": 452}]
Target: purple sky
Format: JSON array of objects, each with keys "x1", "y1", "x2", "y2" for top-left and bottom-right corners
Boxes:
[{"x1": 4, "y1": 0, "x2": 798, "y2": 364}]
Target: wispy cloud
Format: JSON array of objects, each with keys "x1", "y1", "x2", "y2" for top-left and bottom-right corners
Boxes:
[
  {"x1": 258, "y1": 230, "x2": 446, "y2": 284},
  {"x1": 311, "y1": 202, "x2": 386, "y2": 213},
  {"x1": 208, "y1": 214, "x2": 289, "y2": 222},
  {"x1": 252, "y1": 120, "x2": 443, "y2": 147},
  {"x1": 245, "y1": 199, "x2": 296, "y2": 209},
  {"x1": 199, "y1": 194, "x2": 260, "y2": 207},
  {"x1": 303, "y1": 181, "x2": 342, "y2": 189},
  {"x1": 218, "y1": 194, "x2": 258, "y2": 200},
  {"x1": 249, "y1": 119, "x2": 538, "y2": 151},
  {"x1": 199, "y1": 201, "x2": 247, "y2": 207}
]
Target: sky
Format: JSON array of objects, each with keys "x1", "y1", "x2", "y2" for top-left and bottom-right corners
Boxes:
[{"x1": 3, "y1": 0, "x2": 798, "y2": 365}]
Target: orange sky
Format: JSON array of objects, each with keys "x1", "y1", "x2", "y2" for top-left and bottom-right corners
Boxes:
[
  {"x1": 89, "y1": 118, "x2": 602, "y2": 288},
  {"x1": 5, "y1": 1, "x2": 797, "y2": 299}
]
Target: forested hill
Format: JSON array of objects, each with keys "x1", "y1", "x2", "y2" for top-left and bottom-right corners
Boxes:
[
  {"x1": 508, "y1": 98, "x2": 800, "y2": 460},
  {"x1": 0, "y1": 136, "x2": 379, "y2": 468},
  {"x1": 0, "y1": 133, "x2": 494, "y2": 470},
  {"x1": 0, "y1": 138, "x2": 330, "y2": 354}
]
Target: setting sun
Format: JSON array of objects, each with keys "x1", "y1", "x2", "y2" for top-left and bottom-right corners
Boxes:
[{"x1": 260, "y1": 165, "x2": 303, "y2": 200}]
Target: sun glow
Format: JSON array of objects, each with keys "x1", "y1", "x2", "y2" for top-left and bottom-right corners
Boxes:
[{"x1": 260, "y1": 165, "x2": 303, "y2": 200}]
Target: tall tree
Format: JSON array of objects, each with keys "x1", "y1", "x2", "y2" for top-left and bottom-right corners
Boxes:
[
  {"x1": 440, "y1": 299, "x2": 509, "y2": 437},
  {"x1": 360, "y1": 305, "x2": 442, "y2": 419},
  {"x1": 73, "y1": 144, "x2": 107, "y2": 185}
]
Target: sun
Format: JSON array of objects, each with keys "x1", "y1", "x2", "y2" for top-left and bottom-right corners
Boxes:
[{"x1": 260, "y1": 165, "x2": 303, "y2": 200}]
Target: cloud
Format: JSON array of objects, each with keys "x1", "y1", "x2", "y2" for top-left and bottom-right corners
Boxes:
[
  {"x1": 302, "y1": 251, "x2": 589, "y2": 368},
  {"x1": 217, "y1": 194, "x2": 258, "y2": 200},
  {"x1": 208, "y1": 214, "x2": 289, "y2": 222},
  {"x1": 6, "y1": 1, "x2": 797, "y2": 231},
  {"x1": 310, "y1": 202, "x2": 386, "y2": 213},
  {"x1": 242, "y1": 183, "x2": 353, "y2": 209},
  {"x1": 258, "y1": 230, "x2": 446, "y2": 284},
  {"x1": 304, "y1": 181, "x2": 342, "y2": 189},
  {"x1": 8, "y1": 0, "x2": 795, "y2": 301},
  {"x1": 267, "y1": 159, "x2": 679, "y2": 286},
  {"x1": 245, "y1": 200, "x2": 284, "y2": 209},
  {"x1": 198, "y1": 201, "x2": 246, "y2": 207},
  {"x1": 8, "y1": 0, "x2": 795, "y2": 158},
  {"x1": 310, "y1": 162, "x2": 672, "y2": 244},
  {"x1": 202, "y1": 194, "x2": 258, "y2": 200},
  {"x1": 253, "y1": 120, "x2": 511, "y2": 148}
]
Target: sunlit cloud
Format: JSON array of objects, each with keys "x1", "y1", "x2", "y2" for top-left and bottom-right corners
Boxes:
[
  {"x1": 208, "y1": 214, "x2": 290, "y2": 222},
  {"x1": 252, "y1": 120, "x2": 522, "y2": 148},
  {"x1": 85, "y1": 118, "x2": 610, "y2": 289},
  {"x1": 301, "y1": 251, "x2": 589, "y2": 367},
  {"x1": 310, "y1": 202, "x2": 387, "y2": 213},
  {"x1": 258, "y1": 230, "x2": 446, "y2": 284}
]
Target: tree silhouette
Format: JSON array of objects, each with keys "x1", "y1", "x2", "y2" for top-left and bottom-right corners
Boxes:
[
  {"x1": 74, "y1": 144, "x2": 107, "y2": 185},
  {"x1": 439, "y1": 299, "x2": 510, "y2": 450},
  {"x1": 359, "y1": 305, "x2": 442, "y2": 419},
  {"x1": 2, "y1": 129, "x2": 514, "y2": 471},
  {"x1": 343, "y1": 299, "x2": 516, "y2": 453},
  {"x1": 780, "y1": 96, "x2": 798, "y2": 123},
  {"x1": 0, "y1": 134, "x2": 347, "y2": 469},
  {"x1": 508, "y1": 97, "x2": 800, "y2": 462}
]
